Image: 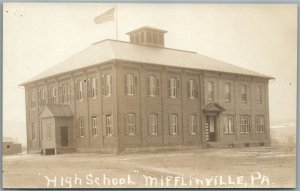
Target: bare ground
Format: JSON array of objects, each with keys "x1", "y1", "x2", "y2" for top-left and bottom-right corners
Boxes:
[{"x1": 2, "y1": 146, "x2": 296, "y2": 189}]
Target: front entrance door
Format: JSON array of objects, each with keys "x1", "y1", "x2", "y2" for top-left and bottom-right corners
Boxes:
[
  {"x1": 60, "y1": 126, "x2": 68, "y2": 147},
  {"x1": 206, "y1": 115, "x2": 216, "y2": 142}
]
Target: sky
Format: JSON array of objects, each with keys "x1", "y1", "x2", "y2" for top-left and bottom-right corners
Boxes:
[{"x1": 3, "y1": 3, "x2": 297, "y2": 144}]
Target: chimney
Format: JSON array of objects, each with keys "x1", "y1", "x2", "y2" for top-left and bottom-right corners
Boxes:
[{"x1": 126, "y1": 26, "x2": 167, "y2": 47}]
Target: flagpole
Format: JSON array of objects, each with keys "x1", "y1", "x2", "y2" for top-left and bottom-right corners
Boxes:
[{"x1": 115, "y1": 6, "x2": 118, "y2": 40}]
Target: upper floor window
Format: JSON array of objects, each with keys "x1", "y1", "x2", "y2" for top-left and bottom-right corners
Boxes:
[
  {"x1": 125, "y1": 74, "x2": 137, "y2": 96},
  {"x1": 241, "y1": 84, "x2": 247, "y2": 103},
  {"x1": 106, "y1": 114, "x2": 113, "y2": 136},
  {"x1": 102, "y1": 74, "x2": 112, "y2": 96},
  {"x1": 255, "y1": 115, "x2": 265, "y2": 133},
  {"x1": 149, "y1": 114, "x2": 158, "y2": 135},
  {"x1": 89, "y1": 77, "x2": 98, "y2": 99},
  {"x1": 225, "y1": 83, "x2": 231, "y2": 102},
  {"x1": 257, "y1": 85, "x2": 263, "y2": 104},
  {"x1": 49, "y1": 87, "x2": 57, "y2": 104},
  {"x1": 30, "y1": 91, "x2": 36, "y2": 109},
  {"x1": 148, "y1": 75, "x2": 160, "y2": 97},
  {"x1": 189, "y1": 115, "x2": 197, "y2": 135},
  {"x1": 168, "y1": 78, "x2": 178, "y2": 98},
  {"x1": 240, "y1": 115, "x2": 250, "y2": 134},
  {"x1": 188, "y1": 80, "x2": 198, "y2": 99},
  {"x1": 127, "y1": 114, "x2": 136, "y2": 136},
  {"x1": 38, "y1": 88, "x2": 46, "y2": 108},
  {"x1": 170, "y1": 114, "x2": 178, "y2": 135},
  {"x1": 60, "y1": 83, "x2": 71, "y2": 104},
  {"x1": 79, "y1": 118, "x2": 84, "y2": 137},
  {"x1": 224, "y1": 115, "x2": 234, "y2": 134},
  {"x1": 91, "y1": 116, "x2": 97, "y2": 136},
  {"x1": 208, "y1": 82, "x2": 214, "y2": 101}
]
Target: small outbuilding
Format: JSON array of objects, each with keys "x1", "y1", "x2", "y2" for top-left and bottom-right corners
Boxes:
[{"x1": 2, "y1": 137, "x2": 22, "y2": 155}]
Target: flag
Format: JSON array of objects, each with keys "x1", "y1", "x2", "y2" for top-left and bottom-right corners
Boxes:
[{"x1": 94, "y1": 7, "x2": 115, "y2": 24}]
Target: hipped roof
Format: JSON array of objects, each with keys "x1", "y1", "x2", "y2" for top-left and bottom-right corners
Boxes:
[{"x1": 21, "y1": 39, "x2": 273, "y2": 86}]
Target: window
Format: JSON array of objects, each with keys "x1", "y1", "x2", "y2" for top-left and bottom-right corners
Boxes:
[
  {"x1": 148, "y1": 75, "x2": 160, "y2": 97},
  {"x1": 257, "y1": 85, "x2": 262, "y2": 103},
  {"x1": 189, "y1": 115, "x2": 197, "y2": 135},
  {"x1": 38, "y1": 89, "x2": 46, "y2": 107},
  {"x1": 90, "y1": 77, "x2": 98, "y2": 99},
  {"x1": 170, "y1": 114, "x2": 178, "y2": 135},
  {"x1": 106, "y1": 115, "x2": 113, "y2": 136},
  {"x1": 49, "y1": 87, "x2": 57, "y2": 104},
  {"x1": 225, "y1": 83, "x2": 231, "y2": 102},
  {"x1": 103, "y1": 74, "x2": 112, "y2": 96},
  {"x1": 60, "y1": 83, "x2": 70, "y2": 104},
  {"x1": 241, "y1": 84, "x2": 247, "y2": 103},
  {"x1": 224, "y1": 115, "x2": 234, "y2": 134},
  {"x1": 126, "y1": 74, "x2": 134, "y2": 95},
  {"x1": 31, "y1": 123, "x2": 36, "y2": 140},
  {"x1": 188, "y1": 80, "x2": 198, "y2": 99},
  {"x1": 78, "y1": 81, "x2": 83, "y2": 101},
  {"x1": 127, "y1": 114, "x2": 136, "y2": 136},
  {"x1": 91, "y1": 116, "x2": 97, "y2": 136},
  {"x1": 79, "y1": 118, "x2": 84, "y2": 137},
  {"x1": 208, "y1": 82, "x2": 214, "y2": 101},
  {"x1": 255, "y1": 115, "x2": 265, "y2": 133},
  {"x1": 46, "y1": 124, "x2": 51, "y2": 140},
  {"x1": 240, "y1": 115, "x2": 250, "y2": 134},
  {"x1": 169, "y1": 78, "x2": 178, "y2": 98},
  {"x1": 149, "y1": 114, "x2": 158, "y2": 135},
  {"x1": 30, "y1": 91, "x2": 36, "y2": 109}
]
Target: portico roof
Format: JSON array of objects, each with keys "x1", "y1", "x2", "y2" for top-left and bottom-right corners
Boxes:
[
  {"x1": 40, "y1": 105, "x2": 73, "y2": 118},
  {"x1": 203, "y1": 103, "x2": 226, "y2": 112}
]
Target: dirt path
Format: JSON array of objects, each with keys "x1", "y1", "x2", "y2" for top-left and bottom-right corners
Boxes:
[{"x1": 2, "y1": 146, "x2": 296, "y2": 188}]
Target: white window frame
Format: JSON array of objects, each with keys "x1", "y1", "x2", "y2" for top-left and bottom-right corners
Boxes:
[
  {"x1": 224, "y1": 115, "x2": 234, "y2": 134},
  {"x1": 91, "y1": 77, "x2": 97, "y2": 99},
  {"x1": 128, "y1": 114, "x2": 136, "y2": 136},
  {"x1": 169, "y1": 78, "x2": 177, "y2": 98},
  {"x1": 241, "y1": 84, "x2": 247, "y2": 103},
  {"x1": 126, "y1": 74, "x2": 134, "y2": 96},
  {"x1": 190, "y1": 115, "x2": 197, "y2": 135},
  {"x1": 149, "y1": 75, "x2": 156, "y2": 97},
  {"x1": 91, "y1": 116, "x2": 97, "y2": 136},
  {"x1": 78, "y1": 81, "x2": 83, "y2": 101},
  {"x1": 188, "y1": 80, "x2": 196, "y2": 99},
  {"x1": 105, "y1": 74, "x2": 112, "y2": 96},
  {"x1": 149, "y1": 114, "x2": 158, "y2": 135},
  {"x1": 208, "y1": 81, "x2": 214, "y2": 101},
  {"x1": 79, "y1": 118, "x2": 84, "y2": 137},
  {"x1": 255, "y1": 115, "x2": 265, "y2": 133},
  {"x1": 257, "y1": 85, "x2": 262, "y2": 104},
  {"x1": 225, "y1": 83, "x2": 231, "y2": 102},
  {"x1": 106, "y1": 115, "x2": 113, "y2": 136},
  {"x1": 170, "y1": 114, "x2": 178, "y2": 135},
  {"x1": 240, "y1": 115, "x2": 250, "y2": 134}
]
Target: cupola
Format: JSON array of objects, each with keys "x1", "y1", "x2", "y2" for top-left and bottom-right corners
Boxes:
[{"x1": 126, "y1": 26, "x2": 167, "y2": 47}]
